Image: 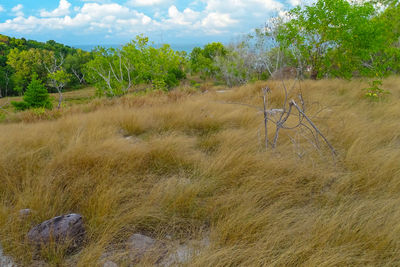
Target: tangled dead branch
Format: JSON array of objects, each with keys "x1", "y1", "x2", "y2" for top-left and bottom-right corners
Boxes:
[
  {"x1": 219, "y1": 79, "x2": 337, "y2": 159},
  {"x1": 261, "y1": 80, "x2": 337, "y2": 158}
]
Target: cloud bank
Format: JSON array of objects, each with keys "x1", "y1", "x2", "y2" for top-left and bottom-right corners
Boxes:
[{"x1": 0, "y1": 0, "x2": 298, "y2": 44}]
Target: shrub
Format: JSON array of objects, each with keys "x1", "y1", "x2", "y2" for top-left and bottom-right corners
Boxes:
[
  {"x1": 363, "y1": 80, "x2": 390, "y2": 101},
  {"x1": 11, "y1": 101, "x2": 30, "y2": 111},
  {"x1": 11, "y1": 74, "x2": 52, "y2": 110}
]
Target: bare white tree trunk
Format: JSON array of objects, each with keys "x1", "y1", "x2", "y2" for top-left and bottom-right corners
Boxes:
[{"x1": 71, "y1": 68, "x2": 85, "y2": 84}]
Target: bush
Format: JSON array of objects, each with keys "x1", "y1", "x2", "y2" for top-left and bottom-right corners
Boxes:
[
  {"x1": 11, "y1": 101, "x2": 30, "y2": 111},
  {"x1": 11, "y1": 74, "x2": 52, "y2": 110}
]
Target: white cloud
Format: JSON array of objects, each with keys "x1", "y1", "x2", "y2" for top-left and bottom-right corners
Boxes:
[
  {"x1": 160, "y1": 5, "x2": 236, "y2": 35},
  {"x1": 0, "y1": 2, "x2": 157, "y2": 36},
  {"x1": 289, "y1": 0, "x2": 301, "y2": 5},
  {"x1": 12, "y1": 4, "x2": 24, "y2": 17},
  {"x1": 0, "y1": 0, "x2": 291, "y2": 43},
  {"x1": 199, "y1": 12, "x2": 238, "y2": 34},
  {"x1": 81, "y1": 0, "x2": 109, "y2": 2},
  {"x1": 166, "y1": 6, "x2": 201, "y2": 26},
  {"x1": 128, "y1": 0, "x2": 171, "y2": 6},
  {"x1": 40, "y1": 0, "x2": 71, "y2": 17},
  {"x1": 253, "y1": 0, "x2": 284, "y2": 10},
  {"x1": 0, "y1": 5, "x2": 4, "y2": 12},
  {"x1": 198, "y1": 0, "x2": 283, "y2": 32},
  {"x1": 203, "y1": 0, "x2": 283, "y2": 12}
]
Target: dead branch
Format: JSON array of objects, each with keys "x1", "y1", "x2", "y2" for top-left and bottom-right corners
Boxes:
[
  {"x1": 290, "y1": 100, "x2": 337, "y2": 157},
  {"x1": 262, "y1": 87, "x2": 270, "y2": 149},
  {"x1": 45, "y1": 53, "x2": 64, "y2": 74},
  {"x1": 71, "y1": 68, "x2": 85, "y2": 84}
]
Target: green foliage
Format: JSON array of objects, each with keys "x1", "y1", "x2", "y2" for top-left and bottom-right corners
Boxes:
[
  {"x1": 11, "y1": 100, "x2": 30, "y2": 111},
  {"x1": 277, "y1": 0, "x2": 398, "y2": 79},
  {"x1": 12, "y1": 74, "x2": 52, "y2": 110},
  {"x1": 85, "y1": 35, "x2": 186, "y2": 97},
  {"x1": 0, "y1": 65, "x2": 12, "y2": 97},
  {"x1": 32, "y1": 107, "x2": 46, "y2": 115},
  {"x1": 189, "y1": 42, "x2": 227, "y2": 79},
  {"x1": 152, "y1": 78, "x2": 168, "y2": 91},
  {"x1": 0, "y1": 34, "x2": 92, "y2": 96},
  {"x1": 48, "y1": 69, "x2": 71, "y2": 91},
  {"x1": 7, "y1": 48, "x2": 53, "y2": 89},
  {"x1": 363, "y1": 80, "x2": 390, "y2": 101},
  {"x1": 64, "y1": 49, "x2": 92, "y2": 85}
]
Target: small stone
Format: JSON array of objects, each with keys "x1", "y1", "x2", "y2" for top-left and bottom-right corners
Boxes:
[
  {"x1": 126, "y1": 233, "x2": 166, "y2": 264},
  {"x1": 127, "y1": 234, "x2": 156, "y2": 256},
  {"x1": 19, "y1": 208, "x2": 32, "y2": 218},
  {"x1": 103, "y1": 260, "x2": 118, "y2": 267},
  {"x1": 161, "y1": 234, "x2": 210, "y2": 267},
  {"x1": 0, "y1": 244, "x2": 16, "y2": 267},
  {"x1": 27, "y1": 213, "x2": 85, "y2": 253}
]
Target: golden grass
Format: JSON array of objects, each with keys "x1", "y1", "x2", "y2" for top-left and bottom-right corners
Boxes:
[{"x1": 0, "y1": 77, "x2": 399, "y2": 266}]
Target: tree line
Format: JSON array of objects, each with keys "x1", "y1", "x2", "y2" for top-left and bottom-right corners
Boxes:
[
  {"x1": 189, "y1": 0, "x2": 400, "y2": 87},
  {"x1": 1, "y1": 0, "x2": 399, "y2": 110}
]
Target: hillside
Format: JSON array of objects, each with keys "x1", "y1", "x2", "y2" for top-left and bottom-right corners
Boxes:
[{"x1": 0, "y1": 78, "x2": 399, "y2": 266}]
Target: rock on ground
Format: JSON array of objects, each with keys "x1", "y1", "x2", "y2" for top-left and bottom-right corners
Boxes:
[
  {"x1": 126, "y1": 233, "x2": 167, "y2": 264},
  {"x1": 27, "y1": 213, "x2": 85, "y2": 252},
  {"x1": 19, "y1": 209, "x2": 32, "y2": 219},
  {"x1": 161, "y1": 235, "x2": 210, "y2": 266},
  {"x1": 0, "y1": 244, "x2": 16, "y2": 267},
  {"x1": 103, "y1": 260, "x2": 118, "y2": 267}
]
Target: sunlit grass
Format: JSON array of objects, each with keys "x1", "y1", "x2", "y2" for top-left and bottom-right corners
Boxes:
[{"x1": 0, "y1": 77, "x2": 399, "y2": 266}]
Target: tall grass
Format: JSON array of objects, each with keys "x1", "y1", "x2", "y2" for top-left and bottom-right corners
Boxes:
[{"x1": 0, "y1": 78, "x2": 399, "y2": 266}]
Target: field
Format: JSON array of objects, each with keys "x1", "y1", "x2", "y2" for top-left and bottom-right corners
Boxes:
[{"x1": 0, "y1": 78, "x2": 400, "y2": 266}]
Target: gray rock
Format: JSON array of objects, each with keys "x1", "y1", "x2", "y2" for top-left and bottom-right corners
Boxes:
[
  {"x1": 0, "y1": 244, "x2": 16, "y2": 267},
  {"x1": 103, "y1": 260, "x2": 118, "y2": 267},
  {"x1": 27, "y1": 213, "x2": 85, "y2": 252},
  {"x1": 126, "y1": 233, "x2": 166, "y2": 264},
  {"x1": 19, "y1": 209, "x2": 32, "y2": 219},
  {"x1": 161, "y1": 235, "x2": 210, "y2": 267}
]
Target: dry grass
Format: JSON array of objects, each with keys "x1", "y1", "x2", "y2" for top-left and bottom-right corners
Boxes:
[{"x1": 0, "y1": 77, "x2": 399, "y2": 266}]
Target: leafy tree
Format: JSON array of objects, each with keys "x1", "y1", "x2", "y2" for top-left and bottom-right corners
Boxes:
[
  {"x1": 85, "y1": 35, "x2": 186, "y2": 96},
  {"x1": 0, "y1": 65, "x2": 12, "y2": 97},
  {"x1": 277, "y1": 0, "x2": 393, "y2": 79},
  {"x1": 64, "y1": 49, "x2": 92, "y2": 86},
  {"x1": 48, "y1": 69, "x2": 71, "y2": 109},
  {"x1": 189, "y1": 42, "x2": 227, "y2": 79},
  {"x1": 0, "y1": 34, "x2": 93, "y2": 95},
  {"x1": 12, "y1": 74, "x2": 52, "y2": 110},
  {"x1": 7, "y1": 48, "x2": 53, "y2": 90}
]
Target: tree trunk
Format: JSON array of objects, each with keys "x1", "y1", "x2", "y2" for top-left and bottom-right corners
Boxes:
[
  {"x1": 57, "y1": 90, "x2": 63, "y2": 109},
  {"x1": 310, "y1": 68, "x2": 318, "y2": 80}
]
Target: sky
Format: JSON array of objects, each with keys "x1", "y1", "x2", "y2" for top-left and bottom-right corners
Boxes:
[{"x1": 0, "y1": 0, "x2": 302, "y2": 47}]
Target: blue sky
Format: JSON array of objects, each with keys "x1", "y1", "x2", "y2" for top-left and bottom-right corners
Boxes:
[{"x1": 0, "y1": 0, "x2": 301, "y2": 46}]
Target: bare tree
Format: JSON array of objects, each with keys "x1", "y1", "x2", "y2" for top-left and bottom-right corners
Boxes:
[
  {"x1": 89, "y1": 51, "x2": 134, "y2": 96},
  {"x1": 220, "y1": 79, "x2": 337, "y2": 158},
  {"x1": 45, "y1": 53, "x2": 71, "y2": 109},
  {"x1": 71, "y1": 68, "x2": 85, "y2": 84},
  {"x1": 44, "y1": 53, "x2": 64, "y2": 74},
  {"x1": 263, "y1": 80, "x2": 337, "y2": 157}
]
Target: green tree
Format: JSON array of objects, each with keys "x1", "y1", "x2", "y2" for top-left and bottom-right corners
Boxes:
[
  {"x1": 277, "y1": 0, "x2": 392, "y2": 79},
  {"x1": 11, "y1": 74, "x2": 52, "y2": 110},
  {"x1": 64, "y1": 49, "x2": 92, "y2": 86},
  {"x1": 7, "y1": 48, "x2": 53, "y2": 90},
  {"x1": 48, "y1": 69, "x2": 71, "y2": 109},
  {"x1": 0, "y1": 66, "x2": 12, "y2": 98},
  {"x1": 85, "y1": 35, "x2": 186, "y2": 96},
  {"x1": 189, "y1": 42, "x2": 227, "y2": 79}
]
